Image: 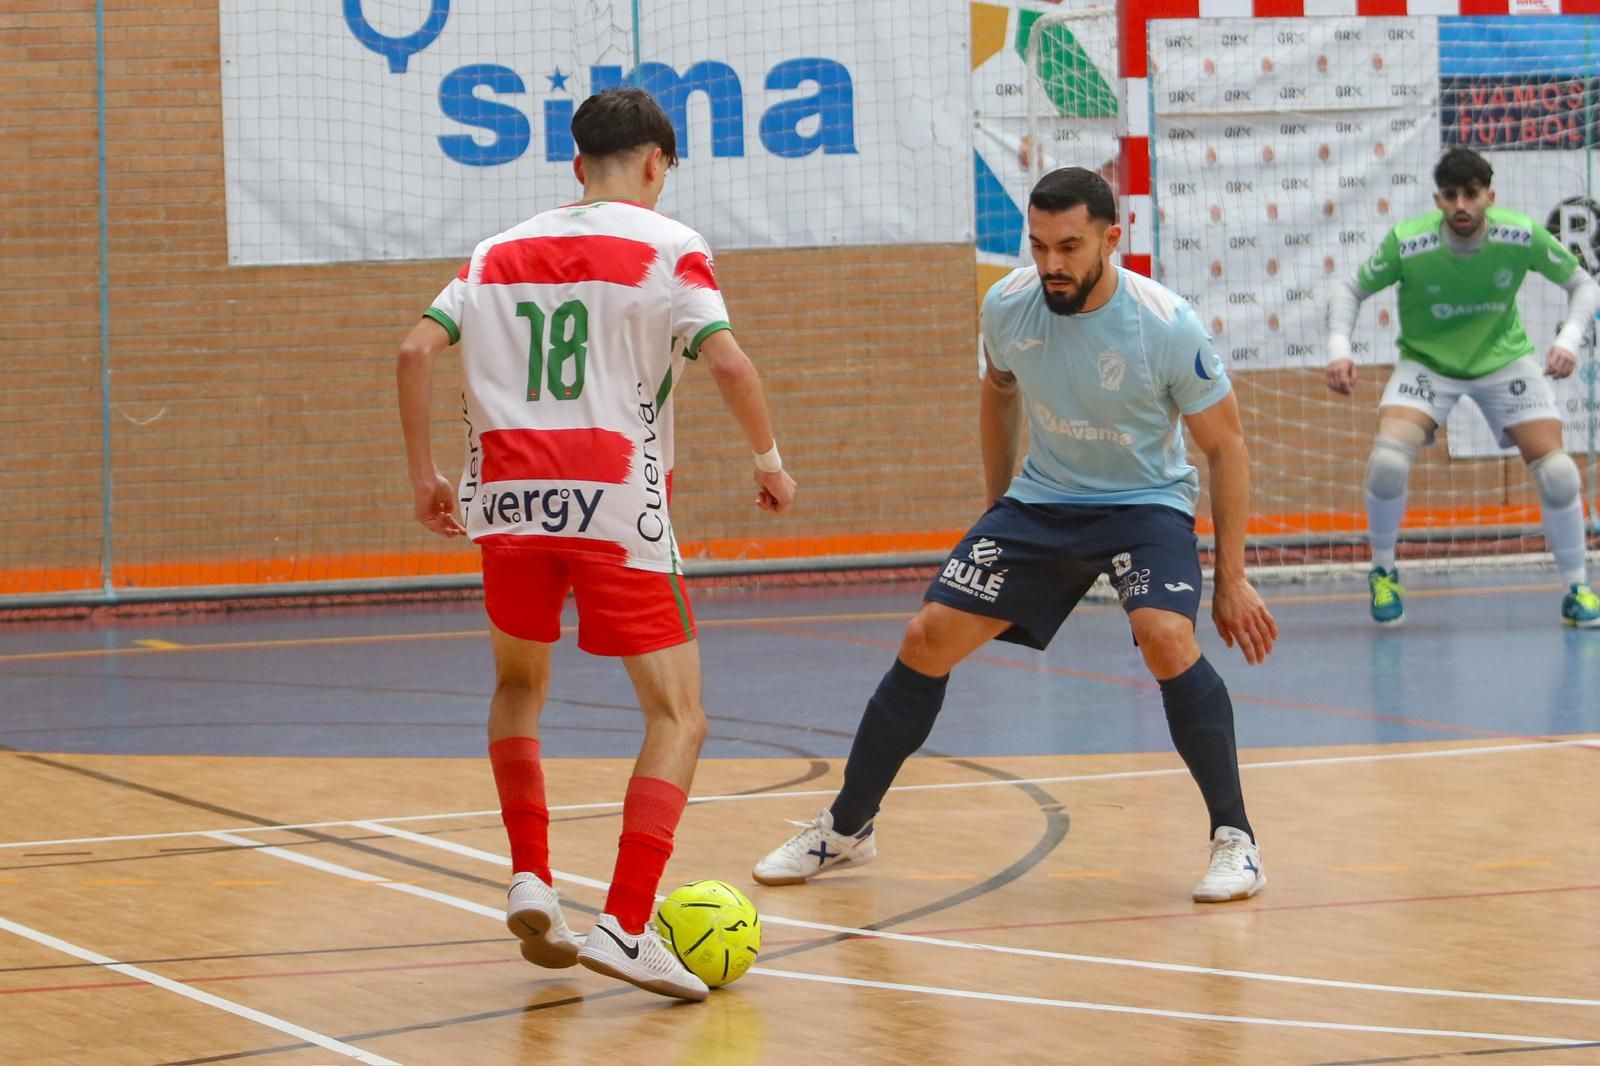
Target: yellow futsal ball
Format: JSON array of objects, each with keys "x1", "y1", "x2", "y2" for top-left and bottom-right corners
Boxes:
[{"x1": 654, "y1": 879, "x2": 761, "y2": 988}]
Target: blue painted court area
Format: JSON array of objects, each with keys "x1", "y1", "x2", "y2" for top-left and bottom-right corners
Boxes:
[{"x1": 1, "y1": 568, "x2": 1596, "y2": 759}]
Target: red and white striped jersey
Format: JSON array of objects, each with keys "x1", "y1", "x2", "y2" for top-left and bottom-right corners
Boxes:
[{"x1": 425, "y1": 200, "x2": 730, "y2": 573}]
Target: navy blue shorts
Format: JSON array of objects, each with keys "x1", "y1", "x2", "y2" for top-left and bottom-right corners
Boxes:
[{"x1": 924, "y1": 498, "x2": 1202, "y2": 650}]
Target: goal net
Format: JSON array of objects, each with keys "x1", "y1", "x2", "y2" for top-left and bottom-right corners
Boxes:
[
  {"x1": 1023, "y1": 7, "x2": 1124, "y2": 192},
  {"x1": 975, "y1": 4, "x2": 1125, "y2": 383},
  {"x1": 1143, "y1": 15, "x2": 1600, "y2": 572}
]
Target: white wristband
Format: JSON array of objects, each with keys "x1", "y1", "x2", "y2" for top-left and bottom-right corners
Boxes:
[
  {"x1": 1327, "y1": 335, "x2": 1353, "y2": 364},
  {"x1": 1554, "y1": 324, "x2": 1585, "y2": 354},
  {"x1": 753, "y1": 443, "x2": 782, "y2": 473}
]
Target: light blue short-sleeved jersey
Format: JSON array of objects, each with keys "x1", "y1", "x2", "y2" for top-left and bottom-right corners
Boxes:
[{"x1": 982, "y1": 265, "x2": 1231, "y2": 514}]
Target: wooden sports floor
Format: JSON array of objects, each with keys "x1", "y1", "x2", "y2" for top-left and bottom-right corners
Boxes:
[{"x1": 1, "y1": 570, "x2": 1596, "y2": 1065}]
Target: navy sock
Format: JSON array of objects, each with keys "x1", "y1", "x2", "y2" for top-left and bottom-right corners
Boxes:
[
  {"x1": 1159, "y1": 656, "x2": 1253, "y2": 840},
  {"x1": 828, "y1": 658, "x2": 949, "y2": 835}
]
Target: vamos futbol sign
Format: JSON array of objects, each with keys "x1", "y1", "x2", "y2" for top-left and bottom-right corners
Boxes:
[
  {"x1": 1441, "y1": 75, "x2": 1598, "y2": 150},
  {"x1": 219, "y1": 0, "x2": 969, "y2": 264}
]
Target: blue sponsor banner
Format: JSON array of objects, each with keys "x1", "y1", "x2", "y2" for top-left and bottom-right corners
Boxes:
[{"x1": 1439, "y1": 15, "x2": 1600, "y2": 77}]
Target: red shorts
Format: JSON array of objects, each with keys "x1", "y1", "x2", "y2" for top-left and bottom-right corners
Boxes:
[{"x1": 481, "y1": 548, "x2": 696, "y2": 657}]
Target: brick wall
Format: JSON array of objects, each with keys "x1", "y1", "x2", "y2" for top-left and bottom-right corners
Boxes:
[
  {"x1": 3, "y1": 0, "x2": 106, "y2": 591},
  {"x1": 0, "y1": 0, "x2": 1540, "y2": 597}
]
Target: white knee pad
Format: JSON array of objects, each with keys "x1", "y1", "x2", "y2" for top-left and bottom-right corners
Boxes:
[
  {"x1": 1531, "y1": 451, "x2": 1581, "y2": 509},
  {"x1": 1365, "y1": 425, "x2": 1423, "y2": 501}
]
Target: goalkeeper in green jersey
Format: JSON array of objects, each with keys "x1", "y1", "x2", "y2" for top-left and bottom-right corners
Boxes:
[{"x1": 1326, "y1": 147, "x2": 1600, "y2": 628}]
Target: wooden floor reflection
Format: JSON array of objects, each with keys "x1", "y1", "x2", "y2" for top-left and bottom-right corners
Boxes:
[{"x1": 2, "y1": 739, "x2": 1596, "y2": 1065}]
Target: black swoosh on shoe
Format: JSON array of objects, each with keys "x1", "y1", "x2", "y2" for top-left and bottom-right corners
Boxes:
[{"x1": 595, "y1": 923, "x2": 641, "y2": 960}]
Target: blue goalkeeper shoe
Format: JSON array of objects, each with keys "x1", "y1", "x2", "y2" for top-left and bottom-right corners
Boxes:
[
  {"x1": 1368, "y1": 566, "x2": 1404, "y2": 625},
  {"x1": 1562, "y1": 583, "x2": 1600, "y2": 628}
]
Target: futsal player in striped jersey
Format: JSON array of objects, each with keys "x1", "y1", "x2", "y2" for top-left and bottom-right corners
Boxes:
[{"x1": 396, "y1": 87, "x2": 796, "y2": 1001}]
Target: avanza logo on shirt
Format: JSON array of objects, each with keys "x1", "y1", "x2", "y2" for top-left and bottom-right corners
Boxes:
[
  {"x1": 1032, "y1": 403, "x2": 1133, "y2": 445},
  {"x1": 1430, "y1": 301, "x2": 1509, "y2": 319}
]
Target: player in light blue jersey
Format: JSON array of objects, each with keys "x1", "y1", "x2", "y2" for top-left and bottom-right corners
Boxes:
[{"x1": 753, "y1": 168, "x2": 1280, "y2": 903}]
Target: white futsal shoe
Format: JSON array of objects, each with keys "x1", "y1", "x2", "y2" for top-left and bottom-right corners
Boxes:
[
  {"x1": 1192, "y1": 826, "x2": 1267, "y2": 902},
  {"x1": 578, "y1": 913, "x2": 710, "y2": 1002},
  {"x1": 752, "y1": 810, "x2": 877, "y2": 886},
  {"x1": 506, "y1": 872, "x2": 581, "y2": 967}
]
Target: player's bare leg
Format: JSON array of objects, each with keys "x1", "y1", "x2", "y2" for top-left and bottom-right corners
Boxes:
[
  {"x1": 486, "y1": 625, "x2": 580, "y2": 967},
  {"x1": 1506, "y1": 418, "x2": 1600, "y2": 626},
  {"x1": 488, "y1": 623, "x2": 552, "y2": 742},
  {"x1": 619, "y1": 641, "x2": 707, "y2": 792},
  {"x1": 1130, "y1": 608, "x2": 1264, "y2": 901},
  {"x1": 576, "y1": 641, "x2": 710, "y2": 1000},
  {"x1": 896, "y1": 600, "x2": 1013, "y2": 677}
]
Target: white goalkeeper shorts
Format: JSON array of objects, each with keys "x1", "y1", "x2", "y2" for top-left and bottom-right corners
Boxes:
[{"x1": 1379, "y1": 355, "x2": 1559, "y2": 448}]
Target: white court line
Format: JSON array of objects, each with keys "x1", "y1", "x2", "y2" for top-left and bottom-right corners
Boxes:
[
  {"x1": 203, "y1": 832, "x2": 503, "y2": 921},
  {"x1": 749, "y1": 969, "x2": 1593, "y2": 1046},
  {"x1": 4, "y1": 736, "x2": 1596, "y2": 852},
  {"x1": 0, "y1": 913, "x2": 398, "y2": 1065},
  {"x1": 355, "y1": 821, "x2": 1600, "y2": 1011},
  {"x1": 214, "y1": 828, "x2": 1596, "y2": 1047}
]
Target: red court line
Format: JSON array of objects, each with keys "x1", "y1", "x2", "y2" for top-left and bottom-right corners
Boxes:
[
  {"x1": 905, "y1": 882, "x2": 1600, "y2": 937},
  {"x1": 761, "y1": 882, "x2": 1600, "y2": 948},
  {"x1": 0, "y1": 953, "x2": 515, "y2": 999}
]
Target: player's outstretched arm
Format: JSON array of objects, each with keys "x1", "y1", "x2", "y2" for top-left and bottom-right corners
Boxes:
[
  {"x1": 979, "y1": 360, "x2": 1022, "y2": 505},
  {"x1": 396, "y1": 316, "x2": 466, "y2": 538},
  {"x1": 1184, "y1": 393, "x2": 1278, "y2": 665},
  {"x1": 1324, "y1": 273, "x2": 1369, "y2": 396},
  {"x1": 698, "y1": 329, "x2": 797, "y2": 513}
]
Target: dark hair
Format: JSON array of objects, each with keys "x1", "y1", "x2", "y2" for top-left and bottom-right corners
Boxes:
[
  {"x1": 1433, "y1": 147, "x2": 1492, "y2": 191},
  {"x1": 571, "y1": 87, "x2": 678, "y2": 167},
  {"x1": 1029, "y1": 167, "x2": 1117, "y2": 224}
]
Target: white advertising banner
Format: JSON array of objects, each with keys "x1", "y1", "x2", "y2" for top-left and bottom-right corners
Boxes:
[
  {"x1": 1149, "y1": 18, "x2": 1439, "y2": 376},
  {"x1": 1149, "y1": 15, "x2": 1600, "y2": 456},
  {"x1": 220, "y1": 0, "x2": 971, "y2": 264}
]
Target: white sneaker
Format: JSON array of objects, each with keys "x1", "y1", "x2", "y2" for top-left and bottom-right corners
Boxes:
[
  {"x1": 1192, "y1": 826, "x2": 1266, "y2": 903},
  {"x1": 506, "y1": 872, "x2": 581, "y2": 968},
  {"x1": 752, "y1": 810, "x2": 877, "y2": 886},
  {"x1": 577, "y1": 913, "x2": 709, "y2": 1002}
]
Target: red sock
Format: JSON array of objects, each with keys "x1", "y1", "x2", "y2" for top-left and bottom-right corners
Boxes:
[
  {"x1": 489, "y1": 737, "x2": 550, "y2": 884},
  {"x1": 604, "y1": 776, "x2": 688, "y2": 934}
]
